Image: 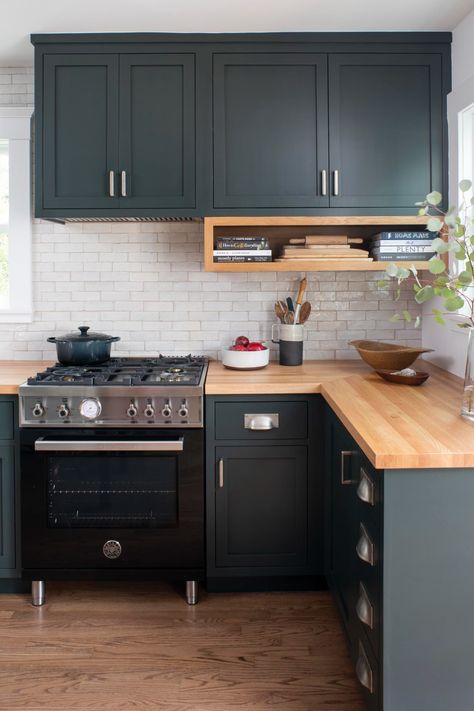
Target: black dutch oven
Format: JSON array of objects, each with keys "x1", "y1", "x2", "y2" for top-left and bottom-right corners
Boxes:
[{"x1": 47, "y1": 326, "x2": 120, "y2": 366}]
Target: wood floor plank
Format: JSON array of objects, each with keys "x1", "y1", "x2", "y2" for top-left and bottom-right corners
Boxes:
[{"x1": 0, "y1": 583, "x2": 365, "y2": 711}]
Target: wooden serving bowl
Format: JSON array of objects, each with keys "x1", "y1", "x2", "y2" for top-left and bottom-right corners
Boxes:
[
  {"x1": 349, "y1": 340, "x2": 433, "y2": 370},
  {"x1": 375, "y1": 369, "x2": 430, "y2": 386}
]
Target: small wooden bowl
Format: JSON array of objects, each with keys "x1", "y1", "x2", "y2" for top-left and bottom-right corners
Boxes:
[
  {"x1": 375, "y1": 369, "x2": 430, "y2": 386},
  {"x1": 350, "y1": 340, "x2": 433, "y2": 370}
]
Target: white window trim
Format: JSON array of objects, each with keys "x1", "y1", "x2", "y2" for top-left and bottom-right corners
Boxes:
[{"x1": 0, "y1": 106, "x2": 33, "y2": 323}]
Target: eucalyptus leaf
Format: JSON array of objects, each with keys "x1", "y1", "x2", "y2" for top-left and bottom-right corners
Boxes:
[
  {"x1": 427, "y1": 217, "x2": 443, "y2": 232},
  {"x1": 426, "y1": 190, "x2": 442, "y2": 205},
  {"x1": 397, "y1": 267, "x2": 410, "y2": 279},
  {"x1": 431, "y1": 237, "x2": 449, "y2": 253},
  {"x1": 457, "y1": 322, "x2": 472, "y2": 328},
  {"x1": 414, "y1": 316, "x2": 421, "y2": 328},
  {"x1": 459, "y1": 179, "x2": 472, "y2": 192},
  {"x1": 389, "y1": 313, "x2": 401, "y2": 322},
  {"x1": 403, "y1": 310, "x2": 412, "y2": 322},
  {"x1": 458, "y1": 270, "x2": 473, "y2": 286},
  {"x1": 428, "y1": 257, "x2": 446, "y2": 274},
  {"x1": 445, "y1": 213, "x2": 457, "y2": 228},
  {"x1": 454, "y1": 224, "x2": 466, "y2": 238},
  {"x1": 385, "y1": 263, "x2": 399, "y2": 277},
  {"x1": 415, "y1": 285, "x2": 435, "y2": 304},
  {"x1": 432, "y1": 308, "x2": 446, "y2": 325},
  {"x1": 444, "y1": 294, "x2": 465, "y2": 312},
  {"x1": 455, "y1": 247, "x2": 466, "y2": 261}
]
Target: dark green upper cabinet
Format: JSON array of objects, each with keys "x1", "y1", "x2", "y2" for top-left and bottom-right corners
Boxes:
[
  {"x1": 328, "y1": 53, "x2": 443, "y2": 209},
  {"x1": 118, "y1": 54, "x2": 195, "y2": 209},
  {"x1": 42, "y1": 54, "x2": 119, "y2": 209},
  {"x1": 32, "y1": 33, "x2": 451, "y2": 218},
  {"x1": 212, "y1": 53, "x2": 329, "y2": 209}
]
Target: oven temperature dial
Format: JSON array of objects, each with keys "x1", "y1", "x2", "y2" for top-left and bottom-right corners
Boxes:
[
  {"x1": 32, "y1": 402, "x2": 45, "y2": 418},
  {"x1": 79, "y1": 398, "x2": 102, "y2": 420},
  {"x1": 127, "y1": 402, "x2": 138, "y2": 418},
  {"x1": 144, "y1": 404, "x2": 155, "y2": 418}
]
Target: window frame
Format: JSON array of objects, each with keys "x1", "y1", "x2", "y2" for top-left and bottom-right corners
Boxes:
[{"x1": 0, "y1": 107, "x2": 33, "y2": 323}]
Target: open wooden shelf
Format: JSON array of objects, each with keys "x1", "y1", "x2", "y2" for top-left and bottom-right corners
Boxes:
[{"x1": 204, "y1": 215, "x2": 431, "y2": 272}]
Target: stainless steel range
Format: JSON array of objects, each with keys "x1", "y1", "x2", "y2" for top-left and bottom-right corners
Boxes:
[
  {"x1": 19, "y1": 356, "x2": 207, "y2": 427},
  {"x1": 19, "y1": 356, "x2": 208, "y2": 608}
]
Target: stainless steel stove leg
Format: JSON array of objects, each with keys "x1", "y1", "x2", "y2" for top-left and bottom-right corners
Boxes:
[
  {"x1": 32, "y1": 580, "x2": 46, "y2": 607},
  {"x1": 185, "y1": 580, "x2": 198, "y2": 605}
]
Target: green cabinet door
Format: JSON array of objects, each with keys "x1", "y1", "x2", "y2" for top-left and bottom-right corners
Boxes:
[
  {"x1": 118, "y1": 54, "x2": 196, "y2": 209},
  {"x1": 328, "y1": 53, "x2": 443, "y2": 209},
  {"x1": 214, "y1": 445, "x2": 308, "y2": 569},
  {"x1": 0, "y1": 444, "x2": 15, "y2": 571},
  {"x1": 42, "y1": 54, "x2": 119, "y2": 209},
  {"x1": 213, "y1": 53, "x2": 329, "y2": 209}
]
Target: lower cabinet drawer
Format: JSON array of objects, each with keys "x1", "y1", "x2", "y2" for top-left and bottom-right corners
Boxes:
[
  {"x1": 354, "y1": 637, "x2": 380, "y2": 711},
  {"x1": 214, "y1": 401, "x2": 308, "y2": 440},
  {"x1": 354, "y1": 577, "x2": 380, "y2": 659}
]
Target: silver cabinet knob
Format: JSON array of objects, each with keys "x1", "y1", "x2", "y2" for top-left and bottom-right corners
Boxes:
[{"x1": 356, "y1": 523, "x2": 375, "y2": 566}]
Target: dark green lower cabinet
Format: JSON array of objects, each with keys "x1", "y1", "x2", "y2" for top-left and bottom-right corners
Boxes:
[
  {"x1": 0, "y1": 397, "x2": 20, "y2": 582},
  {"x1": 206, "y1": 395, "x2": 322, "y2": 584},
  {"x1": 215, "y1": 445, "x2": 308, "y2": 569}
]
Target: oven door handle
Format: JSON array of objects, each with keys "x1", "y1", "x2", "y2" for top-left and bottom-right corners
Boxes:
[{"x1": 34, "y1": 438, "x2": 184, "y2": 452}]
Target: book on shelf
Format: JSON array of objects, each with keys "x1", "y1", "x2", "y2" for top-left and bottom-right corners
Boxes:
[
  {"x1": 215, "y1": 236, "x2": 269, "y2": 250},
  {"x1": 372, "y1": 244, "x2": 435, "y2": 254},
  {"x1": 372, "y1": 253, "x2": 435, "y2": 261},
  {"x1": 214, "y1": 255, "x2": 272, "y2": 263},
  {"x1": 373, "y1": 236, "x2": 436, "y2": 241},
  {"x1": 213, "y1": 249, "x2": 272, "y2": 257},
  {"x1": 280, "y1": 246, "x2": 370, "y2": 259},
  {"x1": 372, "y1": 239, "x2": 434, "y2": 248}
]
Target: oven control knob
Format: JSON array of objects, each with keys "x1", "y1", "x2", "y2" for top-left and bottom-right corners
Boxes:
[
  {"x1": 32, "y1": 402, "x2": 44, "y2": 418},
  {"x1": 80, "y1": 398, "x2": 102, "y2": 420},
  {"x1": 178, "y1": 403, "x2": 189, "y2": 418},
  {"x1": 144, "y1": 405, "x2": 155, "y2": 418},
  {"x1": 161, "y1": 404, "x2": 172, "y2": 418},
  {"x1": 127, "y1": 403, "x2": 138, "y2": 418},
  {"x1": 58, "y1": 404, "x2": 70, "y2": 419}
]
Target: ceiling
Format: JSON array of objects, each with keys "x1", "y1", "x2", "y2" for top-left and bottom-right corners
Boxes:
[{"x1": 2, "y1": 0, "x2": 472, "y2": 65}]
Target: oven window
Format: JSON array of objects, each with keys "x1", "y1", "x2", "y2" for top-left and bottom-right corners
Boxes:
[{"x1": 47, "y1": 454, "x2": 178, "y2": 528}]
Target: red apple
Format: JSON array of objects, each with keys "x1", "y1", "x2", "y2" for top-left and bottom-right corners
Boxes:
[
  {"x1": 230, "y1": 344, "x2": 247, "y2": 351},
  {"x1": 247, "y1": 342, "x2": 267, "y2": 351},
  {"x1": 234, "y1": 335, "x2": 249, "y2": 347}
]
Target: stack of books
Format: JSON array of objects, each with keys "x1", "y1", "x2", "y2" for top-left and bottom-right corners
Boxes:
[
  {"x1": 213, "y1": 236, "x2": 272, "y2": 263},
  {"x1": 275, "y1": 235, "x2": 372, "y2": 262},
  {"x1": 370, "y1": 232, "x2": 436, "y2": 261}
]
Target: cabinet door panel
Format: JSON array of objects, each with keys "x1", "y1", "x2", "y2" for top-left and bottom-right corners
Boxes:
[
  {"x1": 215, "y1": 445, "x2": 308, "y2": 568},
  {"x1": 119, "y1": 54, "x2": 195, "y2": 208},
  {"x1": 213, "y1": 53, "x2": 328, "y2": 208},
  {"x1": 43, "y1": 54, "x2": 119, "y2": 209},
  {"x1": 0, "y1": 445, "x2": 15, "y2": 570},
  {"x1": 329, "y1": 53, "x2": 443, "y2": 209}
]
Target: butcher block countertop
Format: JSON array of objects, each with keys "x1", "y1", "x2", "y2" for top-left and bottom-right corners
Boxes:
[
  {"x1": 0, "y1": 361, "x2": 53, "y2": 394},
  {"x1": 207, "y1": 360, "x2": 474, "y2": 469}
]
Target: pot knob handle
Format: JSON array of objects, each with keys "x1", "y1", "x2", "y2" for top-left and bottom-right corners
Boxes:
[{"x1": 78, "y1": 326, "x2": 90, "y2": 336}]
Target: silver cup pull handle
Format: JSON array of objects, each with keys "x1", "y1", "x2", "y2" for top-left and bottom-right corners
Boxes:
[
  {"x1": 357, "y1": 467, "x2": 375, "y2": 506},
  {"x1": 356, "y1": 523, "x2": 375, "y2": 566},
  {"x1": 244, "y1": 414, "x2": 279, "y2": 431},
  {"x1": 355, "y1": 643, "x2": 374, "y2": 693},
  {"x1": 355, "y1": 583, "x2": 374, "y2": 629}
]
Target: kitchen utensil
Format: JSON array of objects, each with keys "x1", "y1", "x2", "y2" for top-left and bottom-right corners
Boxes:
[
  {"x1": 375, "y1": 369, "x2": 430, "y2": 386},
  {"x1": 47, "y1": 326, "x2": 120, "y2": 366},
  {"x1": 221, "y1": 347, "x2": 270, "y2": 370},
  {"x1": 285, "y1": 311, "x2": 295, "y2": 325},
  {"x1": 272, "y1": 324, "x2": 304, "y2": 366},
  {"x1": 274, "y1": 302, "x2": 286, "y2": 323},
  {"x1": 299, "y1": 302, "x2": 311, "y2": 324},
  {"x1": 286, "y1": 297, "x2": 294, "y2": 313},
  {"x1": 278, "y1": 300, "x2": 288, "y2": 319},
  {"x1": 294, "y1": 277, "x2": 307, "y2": 324},
  {"x1": 350, "y1": 340, "x2": 433, "y2": 371}
]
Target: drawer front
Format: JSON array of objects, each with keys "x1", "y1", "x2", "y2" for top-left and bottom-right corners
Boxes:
[
  {"x1": 0, "y1": 402, "x2": 14, "y2": 440},
  {"x1": 215, "y1": 401, "x2": 307, "y2": 440},
  {"x1": 354, "y1": 574, "x2": 380, "y2": 659}
]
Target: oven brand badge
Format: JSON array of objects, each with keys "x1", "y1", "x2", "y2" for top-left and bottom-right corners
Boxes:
[{"x1": 102, "y1": 540, "x2": 122, "y2": 559}]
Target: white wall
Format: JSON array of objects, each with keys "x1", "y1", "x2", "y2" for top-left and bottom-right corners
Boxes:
[
  {"x1": 0, "y1": 67, "x2": 421, "y2": 361},
  {"x1": 422, "y1": 9, "x2": 474, "y2": 377}
]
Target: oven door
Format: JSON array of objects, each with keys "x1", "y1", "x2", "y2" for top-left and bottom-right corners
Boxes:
[{"x1": 21, "y1": 428, "x2": 203, "y2": 575}]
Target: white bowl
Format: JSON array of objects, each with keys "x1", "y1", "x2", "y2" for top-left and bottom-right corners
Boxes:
[{"x1": 221, "y1": 347, "x2": 270, "y2": 370}]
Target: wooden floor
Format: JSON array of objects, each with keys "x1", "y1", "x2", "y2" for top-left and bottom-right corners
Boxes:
[{"x1": 0, "y1": 583, "x2": 365, "y2": 711}]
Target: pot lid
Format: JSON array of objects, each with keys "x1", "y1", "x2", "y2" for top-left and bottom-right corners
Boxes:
[{"x1": 51, "y1": 326, "x2": 119, "y2": 343}]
